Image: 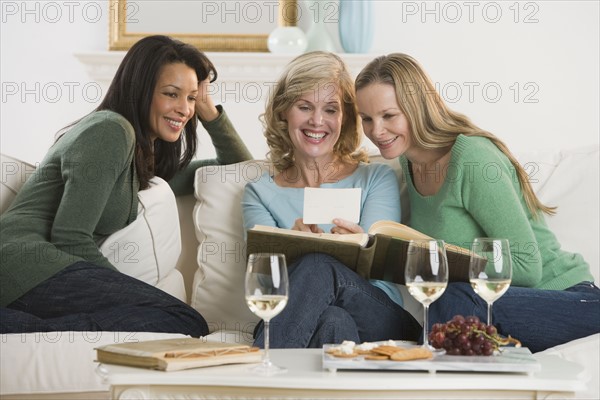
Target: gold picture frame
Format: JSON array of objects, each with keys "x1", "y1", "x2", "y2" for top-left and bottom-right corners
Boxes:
[{"x1": 109, "y1": 0, "x2": 298, "y2": 52}]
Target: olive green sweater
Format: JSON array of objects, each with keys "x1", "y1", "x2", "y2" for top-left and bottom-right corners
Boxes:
[
  {"x1": 0, "y1": 107, "x2": 251, "y2": 306},
  {"x1": 400, "y1": 135, "x2": 593, "y2": 290}
]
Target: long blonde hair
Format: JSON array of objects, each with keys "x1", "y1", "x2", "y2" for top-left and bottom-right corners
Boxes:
[
  {"x1": 355, "y1": 53, "x2": 555, "y2": 217},
  {"x1": 262, "y1": 51, "x2": 368, "y2": 171}
]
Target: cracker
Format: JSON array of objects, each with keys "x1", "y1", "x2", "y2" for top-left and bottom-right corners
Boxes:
[
  {"x1": 389, "y1": 348, "x2": 433, "y2": 361},
  {"x1": 371, "y1": 345, "x2": 405, "y2": 356},
  {"x1": 330, "y1": 350, "x2": 359, "y2": 358},
  {"x1": 364, "y1": 354, "x2": 390, "y2": 361},
  {"x1": 356, "y1": 349, "x2": 375, "y2": 355}
]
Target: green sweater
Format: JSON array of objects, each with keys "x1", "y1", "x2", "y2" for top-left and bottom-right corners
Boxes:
[
  {"x1": 400, "y1": 134, "x2": 592, "y2": 290},
  {"x1": 0, "y1": 107, "x2": 251, "y2": 307}
]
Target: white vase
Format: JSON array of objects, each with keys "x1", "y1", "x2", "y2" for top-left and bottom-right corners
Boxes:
[
  {"x1": 304, "y1": 0, "x2": 336, "y2": 52},
  {"x1": 268, "y1": 27, "x2": 308, "y2": 54}
]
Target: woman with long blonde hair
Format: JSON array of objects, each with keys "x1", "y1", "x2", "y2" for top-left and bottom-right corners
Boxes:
[{"x1": 353, "y1": 53, "x2": 599, "y2": 352}]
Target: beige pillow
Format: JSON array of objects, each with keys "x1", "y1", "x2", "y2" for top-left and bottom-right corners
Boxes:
[
  {"x1": 98, "y1": 177, "x2": 184, "y2": 297},
  {"x1": 191, "y1": 160, "x2": 273, "y2": 337},
  {"x1": 520, "y1": 146, "x2": 599, "y2": 281}
]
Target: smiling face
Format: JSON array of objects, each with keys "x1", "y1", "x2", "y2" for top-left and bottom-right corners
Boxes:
[
  {"x1": 284, "y1": 84, "x2": 343, "y2": 163},
  {"x1": 356, "y1": 83, "x2": 412, "y2": 159},
  {"x1": 149, "y1": 62, "x2": 198, "y2": 143}
]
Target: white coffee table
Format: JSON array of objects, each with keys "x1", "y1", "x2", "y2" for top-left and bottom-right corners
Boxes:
[{"x1": 99, "y1": 349, "x2": 586, "y2": 399}]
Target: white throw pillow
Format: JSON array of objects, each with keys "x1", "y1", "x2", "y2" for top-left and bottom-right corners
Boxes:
[
  {"x1": 526, "y1": 146, "x2": 599, "y2": 282},
  {"x1": 99, "y1": 177, "x2": 183, "y2": 293},
  {"x1": 192, "y1": 161, "x2": 273, "y2": 337}
]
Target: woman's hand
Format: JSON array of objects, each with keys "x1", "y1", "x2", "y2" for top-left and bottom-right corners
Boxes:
[
  {"x1": 195, "y1": 78, "x2": 219, "y2": 122},
  {"x1": 330, "y1": 218, "x2": 364, "y2": 235},
  {"x1": 292, "y1": 218, "x2": 324, "y2": 234}
]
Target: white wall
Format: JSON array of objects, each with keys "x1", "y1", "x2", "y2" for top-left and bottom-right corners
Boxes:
[
  {"x1": 1, "y1": 0, "x2": 108, "y2": 164},
  {"x1": 1, "y1": 1, "x2": 598, "y2": 165}
]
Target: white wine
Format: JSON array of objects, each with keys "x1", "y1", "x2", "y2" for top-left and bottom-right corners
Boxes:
[
  {"x1": 246, "y1": 295, "x2": 288, "y2": 321},
  {"x1": 406, "y1": 282, "x2": 447, "y2": 304},
  {"x1": 470, "y1": 279, "x2": 511, "y2": 303}
]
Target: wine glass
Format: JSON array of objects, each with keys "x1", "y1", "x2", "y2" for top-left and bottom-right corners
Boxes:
[
  {"x1": 405, "y1": 239, "x2": 449, "y2": 351},
  {"x1": 245, "y1": 253, "x2": 289, "y2": 375},
  {"x1": 469, "y1": 238, "x2": 512, "y2": 325}
]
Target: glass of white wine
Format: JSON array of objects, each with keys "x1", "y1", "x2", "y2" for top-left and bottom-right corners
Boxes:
[
  {"x1": 405, "y1": 239, "x2": 449, "y2": 351},
  {"x1": 245, "y1": 253, "x2": 289, "y2": 375},
  {"x1": 469, "y1": 238, "x2": 512, "y2": 325}
]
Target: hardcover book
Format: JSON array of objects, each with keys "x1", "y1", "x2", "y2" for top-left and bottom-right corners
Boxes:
[
  {"x1": 96, "y1": 338, "x2": 261, "y2": 372},
  {"x1": 246, "y1": 220, "x2": 473, "y2": 284}
]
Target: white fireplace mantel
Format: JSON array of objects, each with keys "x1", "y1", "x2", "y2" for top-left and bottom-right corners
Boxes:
[{"x1": 75, "y1": 52, "x2": 376, "y2": 87}]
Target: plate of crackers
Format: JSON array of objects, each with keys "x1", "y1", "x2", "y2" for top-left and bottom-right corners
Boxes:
[{"x1": 323, "y1": 340, "x2": 540, "y2": 373}]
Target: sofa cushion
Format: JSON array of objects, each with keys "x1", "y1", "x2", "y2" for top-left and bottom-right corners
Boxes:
[
  {"x1": 155, "y1": 269, "x2": 187, "y2": 303},
  {"x1": 192, "y1": 161, "x2": 273, "y2": 337},
  {"x1": 98, "y1": 176, "x2": 184, "y2": 299},
  {"x1": 536, "y1": 333, "x2": 600, "y2": 399},
  {"x1": 515, "y1": 146, "x2": 599, "y2": 282}
]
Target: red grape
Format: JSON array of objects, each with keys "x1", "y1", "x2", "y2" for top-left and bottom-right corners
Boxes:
[{"x1": 428, "y1": 315, "x2": 521, "y2": 356}]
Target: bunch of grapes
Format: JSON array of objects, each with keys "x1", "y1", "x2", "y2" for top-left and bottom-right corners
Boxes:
[{"x1": 428, "y1": 315, "x2": 521, "y2": 356}]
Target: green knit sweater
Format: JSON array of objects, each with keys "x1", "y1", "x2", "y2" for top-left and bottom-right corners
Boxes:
[
  {"x1": 0, "y1": 107, "x2": 251, "y2": 306},
  {"x1": 400, "y1": 134, "x2": 593, "y2": 290}
]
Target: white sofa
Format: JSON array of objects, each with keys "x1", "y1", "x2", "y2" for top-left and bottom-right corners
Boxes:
[{"x1": 1, "y1": 146, "x2": 598, "y2": 399}]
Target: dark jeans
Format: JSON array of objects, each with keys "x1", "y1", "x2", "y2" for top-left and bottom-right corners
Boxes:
[
  {"x1": 253, "y1": 253, "x2": 422, "y2": 348},
  {"x1": 0, "y1": 261, "x2": 208, "y2": 337},
  {"x1": 429, "y1": 281, "x2": 600, "y2": 353}
]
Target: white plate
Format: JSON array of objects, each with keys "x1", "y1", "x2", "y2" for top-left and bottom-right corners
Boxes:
[{"x1": 322, "y1": 343, "x2": 541, "y2": 374}]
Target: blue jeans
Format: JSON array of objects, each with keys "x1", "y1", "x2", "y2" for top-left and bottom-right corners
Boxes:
[
  {"x1": 253, "y1": 253, "x2": 421, "y2": 348},
  {"x1": 429, "y1": 282, "x2": 600, "y2": 353},
  {"x1": 0, "y1": 261, "x2": 208, "y2": 337}
]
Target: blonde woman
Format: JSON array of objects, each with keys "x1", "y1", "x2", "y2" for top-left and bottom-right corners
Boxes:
[
  {"x1": 242, "y1": 52, "x2": 421, "y2": 348},
  {"x1": 354, "y1": 53, "x2": 599, "y2": 352}
]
